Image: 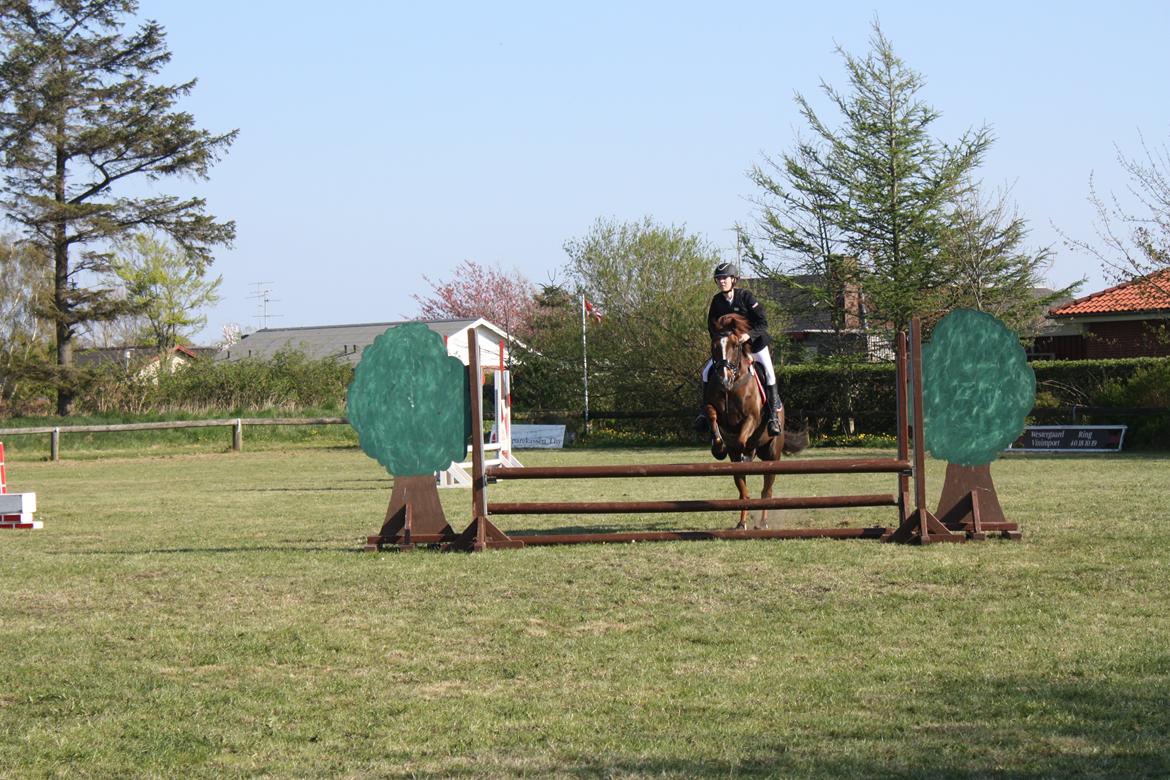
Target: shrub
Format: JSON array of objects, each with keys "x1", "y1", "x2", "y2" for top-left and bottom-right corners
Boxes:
[
  {"x1": 1091, "y1": 361, "x2": 1170, "y2": 448},
  {"x1": 1029, "y1": 357, "x2": 1166, "y2": 407},
  {"x1": 71, "y1": 348, "x2": 352, "y2": 416}
]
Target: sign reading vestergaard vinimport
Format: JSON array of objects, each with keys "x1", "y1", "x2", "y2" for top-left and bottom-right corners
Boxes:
[{"x1": 1007, "y1": 425, "x2": 1127, "y2": 453}]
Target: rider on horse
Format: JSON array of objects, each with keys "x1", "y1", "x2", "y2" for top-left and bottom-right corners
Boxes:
[{"x1": 697, "y1": 262, "x2": 783, "y2": 436}]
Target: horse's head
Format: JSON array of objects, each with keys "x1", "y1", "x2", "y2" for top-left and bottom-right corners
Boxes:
[{"x1": 710, "y1": 314, "x2": 752, "y2": 390}]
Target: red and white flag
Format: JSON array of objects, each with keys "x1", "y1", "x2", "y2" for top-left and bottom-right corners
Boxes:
[{"x1": 584, "y1": 299, "x2": 603, "y2": 323}]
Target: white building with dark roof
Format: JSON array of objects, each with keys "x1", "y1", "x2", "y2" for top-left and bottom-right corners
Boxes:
[
  {"x1": 221, "y1": 318, "x2": 523, "y2": 484},
  {"x1": 220, "y1": 318, "x2": 517, "y2": 369}
]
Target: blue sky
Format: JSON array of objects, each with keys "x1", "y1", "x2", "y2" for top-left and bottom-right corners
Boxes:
[{"x1": 139, "y1": 1, "x2": 1170, "y2": 342}]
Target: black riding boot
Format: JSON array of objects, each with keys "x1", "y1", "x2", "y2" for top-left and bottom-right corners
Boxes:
[{"x1": 764, "y1": 383, "x2": 782, "y2": 436}]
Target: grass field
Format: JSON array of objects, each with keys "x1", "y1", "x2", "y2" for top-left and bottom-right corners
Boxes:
[{"x1": 1, "y1": 440, "x2": 1168, "y2": 778}]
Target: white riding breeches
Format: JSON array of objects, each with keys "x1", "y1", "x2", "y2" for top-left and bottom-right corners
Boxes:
[{"x1": 702, "y1": 345, "x2": 776, "y2": 386}]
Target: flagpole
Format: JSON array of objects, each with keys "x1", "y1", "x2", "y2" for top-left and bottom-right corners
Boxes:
[{"x1": 580, "y1": 293, "x2": 590, "y2": 435}]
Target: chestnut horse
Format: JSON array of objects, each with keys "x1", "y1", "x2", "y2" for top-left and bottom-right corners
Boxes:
[{"x1": 702, "y1": 313, "x2": 807, "y2": 529}]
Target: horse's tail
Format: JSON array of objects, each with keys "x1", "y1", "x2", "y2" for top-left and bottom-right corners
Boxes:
[{"x1": 782, "y1": 429, "x2": 809, "y2": 455}]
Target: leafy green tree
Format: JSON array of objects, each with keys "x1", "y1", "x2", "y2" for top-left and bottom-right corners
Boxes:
[
  {"x1": 922, "y1": 309, "x2": 1035, "y2": 527},
  {"x1": 510, "y1": 283, "x2": 584, "y2": 414},
  {"x1": 348, "y1": 323, "x2": 469, "y2": 538},
  {"x1": 108, "y1": 232, "x2": 222, "y2": 352},
  {"x1": 552, "y1": 216, "x2": 719, "y2": 415},
  {"x1": 0, "y1": 0, "x2": 236, "y2": 414},
  {"x1": 748, "y1": 21, "x2": 993, "y2": 335},
  {"x1": 0, "y1": 233, "x2": 50, "y2": 407}
]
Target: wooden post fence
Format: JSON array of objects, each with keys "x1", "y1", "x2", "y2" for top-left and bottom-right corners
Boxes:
[{"x1": 0, "y1": 417, "x2": 348, "y2": 461}]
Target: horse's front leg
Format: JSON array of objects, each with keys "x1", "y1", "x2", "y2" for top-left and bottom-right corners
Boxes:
[
  {"x1": 707, "y1": 407, "x2": 727, "y2": 461},
  {"x1": 758, "y1": 473, "x2": 776, "y2": 530},
  {"x1": 735, "y1": 426, "x2": 756, "y2": 456},
  {"x1": 733, "y1": 473, "x2": 750, "y2": 530}
]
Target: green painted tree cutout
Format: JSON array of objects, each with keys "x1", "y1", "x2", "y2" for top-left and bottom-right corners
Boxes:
[
  {"x1": 922, "y1": 309, "x2": 1035, "y2": 531},
  {"x1": 348, "y1": 323, "x2": 469, "y2": 541}
]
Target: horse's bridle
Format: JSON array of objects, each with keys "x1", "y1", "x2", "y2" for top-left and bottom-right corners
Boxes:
[{"x1": 712, "y1": 333, "x2": 752, "y2": 390}]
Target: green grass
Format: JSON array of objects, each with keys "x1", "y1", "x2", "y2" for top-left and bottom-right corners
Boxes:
[{"x1": 1, "y1": 444, "x2": 1168, "y2": 778}]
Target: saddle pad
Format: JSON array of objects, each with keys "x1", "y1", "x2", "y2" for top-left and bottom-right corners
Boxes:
[{"x1": 751, "y1": 362, "x2": 765, "y2": 401}]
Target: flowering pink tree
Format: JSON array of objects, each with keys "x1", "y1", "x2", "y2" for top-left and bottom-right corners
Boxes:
[{"x1": 412, "y1": 260, "x2": 536, "y2": 341}]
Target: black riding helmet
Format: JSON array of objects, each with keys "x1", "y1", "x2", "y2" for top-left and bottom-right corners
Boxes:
[{"x1": 713, "y1": 262, "x2": 738, "y2": 279}]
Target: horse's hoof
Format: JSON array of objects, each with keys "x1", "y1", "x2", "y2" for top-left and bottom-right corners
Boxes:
[
  {"x1": 734, "y1": 523, "x2": 747, "y2": 531},
  {"x1": 711, "y1": 443, "x2": 727, "y2": 460}
]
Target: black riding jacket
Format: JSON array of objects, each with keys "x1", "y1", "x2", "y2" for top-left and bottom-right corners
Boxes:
[{"x1": 707, "y1": 288, "x2": 771, "y2": 352}]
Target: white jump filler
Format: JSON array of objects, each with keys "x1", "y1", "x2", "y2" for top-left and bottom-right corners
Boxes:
[{"x1": 0, "y1": 442, "x2": 40, "y2": 530}]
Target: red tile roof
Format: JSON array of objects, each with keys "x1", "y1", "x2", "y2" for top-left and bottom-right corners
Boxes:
[{"x1": 1050, "y1": 270, "x2": 1170, "y2": 316}]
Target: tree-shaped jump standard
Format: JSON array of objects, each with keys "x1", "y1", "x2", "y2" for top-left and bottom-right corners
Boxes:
[
  {"x1": 921, "y1": 309, "x2": 1035, "y2": 537},
  {"x1": 348, "y1": 323, "x2": 469, "y2": 546}
]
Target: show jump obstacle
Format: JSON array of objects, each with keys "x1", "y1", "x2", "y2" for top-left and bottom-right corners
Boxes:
[
  {"x1": 0, "y1": 442, "x2": 40, "y2": 530},
  {"x1": 361, "y1": 316, "x2": 1022, "y2": 552}
]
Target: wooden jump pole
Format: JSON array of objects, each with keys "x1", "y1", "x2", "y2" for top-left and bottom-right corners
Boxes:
[
  {"x1": 912, "y1": 317, "x2": 929, "y2": 535},
  {"x1": 895, "y1": 329, "x2": 911, "y2": 524},
  {"x1": 513, "y1": 527, "x2": 890, "y2": 545},
  {"x1": 486, "y1": 458, "x2": 910, "y2": 480},
  {"x1": 887, "y1": 317, "x2": 963, "y2": 544},
  {"x1": 489, "y1": 494, "x2": 898, "y2": 515},
  {"x1": 452, "y1": 327, "x2": 523, "y2": 552}
]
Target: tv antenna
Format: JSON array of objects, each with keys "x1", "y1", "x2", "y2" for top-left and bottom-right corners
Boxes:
[{"x1": 248, "y1": 282, "x2": 282, "y2": 329}]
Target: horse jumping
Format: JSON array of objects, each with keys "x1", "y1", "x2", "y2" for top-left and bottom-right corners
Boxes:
[{"x1": 703, "y1": 313, "x2": 808, "y2": 529}]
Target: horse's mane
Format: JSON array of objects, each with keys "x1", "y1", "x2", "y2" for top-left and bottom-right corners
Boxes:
[{"x1": 714, "y1": 313, "x2": 750, "y2": 337}]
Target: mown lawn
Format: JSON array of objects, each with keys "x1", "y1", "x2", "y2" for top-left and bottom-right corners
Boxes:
[{"x1": 1, "y1": 442, "x2": 1167, "y2": 778}]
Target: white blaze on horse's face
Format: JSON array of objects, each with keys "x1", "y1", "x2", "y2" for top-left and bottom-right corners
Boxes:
[{"x1": 718, "y1": 334, "x2": 737, "y2": 389}]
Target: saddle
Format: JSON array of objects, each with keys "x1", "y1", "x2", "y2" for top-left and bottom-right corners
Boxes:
[
  {"x1": 748, "y1": 361, "x2": 783, "y2": 414},
  {"x1": 749, "y1": 361, "x2": 766, "y2": 399}
]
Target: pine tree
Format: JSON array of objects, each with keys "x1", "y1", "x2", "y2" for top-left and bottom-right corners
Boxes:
[
  {"x1": 746, "y1": 141, "x2": 861, "y2": 354},
  {"x1": 0, "y1": 232, "x2": 50, "y2": 406},
  {"x1": 939, "y1": 184, "x2": 1076, "y2": 334},
  {"x1": 0, "y1": 0, "x2": 235, "y2": 414},
  {"x1": 750, "y1": 21, "x2": 995, "y2": 337}
]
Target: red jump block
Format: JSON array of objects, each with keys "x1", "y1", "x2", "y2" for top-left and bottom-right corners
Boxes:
[{"x1": 1, "y1": 519, "x2": 42, "y2": 530}]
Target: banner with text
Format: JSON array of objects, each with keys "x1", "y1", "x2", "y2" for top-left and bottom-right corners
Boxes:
[
  {"x1": 511, "y1": 424, "x2": 567, "y2": 449},
  {"x1": 1008, "y1": 425, "x2": 1126, "y2": 453}
]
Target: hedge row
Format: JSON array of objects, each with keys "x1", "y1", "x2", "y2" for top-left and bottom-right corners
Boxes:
[
  {"x1": 73, "y1": 349, "x2": 354, "y2": 415},
  {"x1": 783, "y1": 356, "x2": 1170, "y2": 446},
  {"x1": 518, "y1": 356, "x2": 1170, "y2": 448},
  {"x1": 10, "y1": 348, "x2": 1169, "y2": 448}
]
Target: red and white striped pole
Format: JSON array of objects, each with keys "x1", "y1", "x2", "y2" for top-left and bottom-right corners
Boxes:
[{"x1": 1, "y1": 441, "x2": 7, "y2": 494}]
